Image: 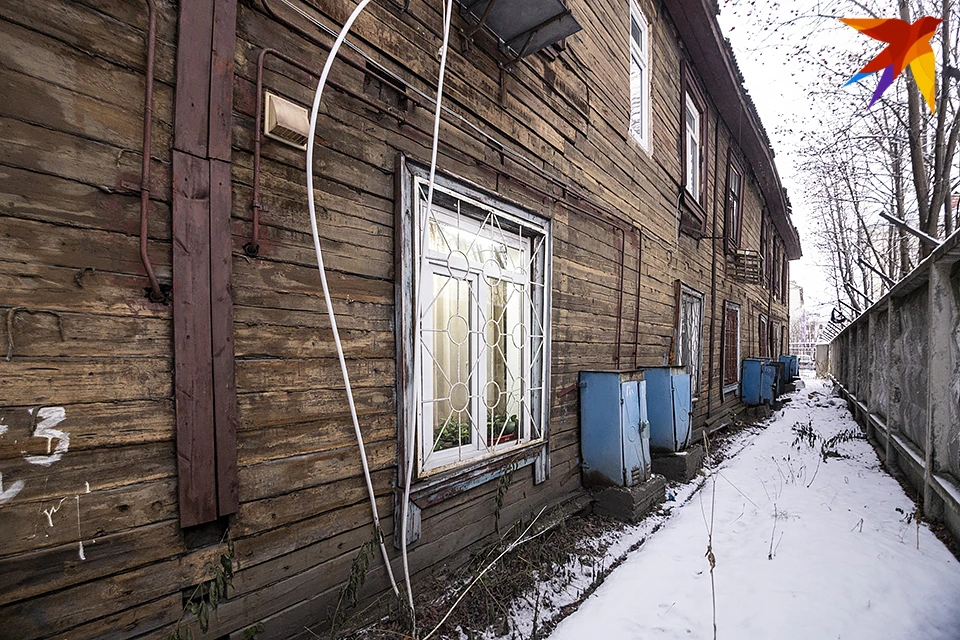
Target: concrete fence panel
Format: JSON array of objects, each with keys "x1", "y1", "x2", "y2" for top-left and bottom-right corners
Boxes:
[{"x1": 830, "y1": 230, "x2": 960, "y2": 543}]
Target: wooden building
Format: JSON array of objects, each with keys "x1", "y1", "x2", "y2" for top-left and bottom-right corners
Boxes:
[{"x1": 0, "y1": 0, "x2": 800, "y2": 637}]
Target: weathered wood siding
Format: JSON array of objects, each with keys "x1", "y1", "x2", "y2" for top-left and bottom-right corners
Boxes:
[{"x1": 0, "y1": 0, "x2": 794, "y2": 637}]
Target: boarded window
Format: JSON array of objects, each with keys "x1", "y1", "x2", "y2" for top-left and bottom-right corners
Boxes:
[
  {"x1": 723, "y1": 302, "x2": 741, "y2": 387},
  {"x1": 628, "y1": 0, "x2": 650, "y2": 148},
  {"x1": 675, "y1": 285, "x2": 704, "y2": 396}
]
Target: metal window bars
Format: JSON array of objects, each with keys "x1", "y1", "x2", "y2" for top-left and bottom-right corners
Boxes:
[{"x1": 413, "y1": 179, "x2": 548, "y2": 474}]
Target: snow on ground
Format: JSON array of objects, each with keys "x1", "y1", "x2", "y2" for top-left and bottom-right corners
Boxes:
[{"x1": 547, "y1": 376, "x2": 960, "y2": 640}]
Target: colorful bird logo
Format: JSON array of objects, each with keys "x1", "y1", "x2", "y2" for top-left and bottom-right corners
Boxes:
[{"x1": 841, "y1": 16, "x2": 942, "y2": 112}]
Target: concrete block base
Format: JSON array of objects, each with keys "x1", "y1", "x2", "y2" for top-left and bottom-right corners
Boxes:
[
  {"x1": 593, "y1": 475, "x2": 666, "y2": 523},
  {"x1": 652, "y1": 444, "x2": 704, "y2": 482}
]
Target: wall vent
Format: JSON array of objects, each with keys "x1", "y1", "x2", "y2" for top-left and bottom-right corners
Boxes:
[{"x1": 264, "y1": 92, "x2": 309, "y2": 150}]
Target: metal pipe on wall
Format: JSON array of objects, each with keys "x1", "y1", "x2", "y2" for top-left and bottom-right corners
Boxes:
[{"x1": 141, "y1": 0, "x2": 165, "y2": 302}]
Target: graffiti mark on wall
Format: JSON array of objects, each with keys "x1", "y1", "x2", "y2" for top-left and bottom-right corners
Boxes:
[{"x1": 0, "y1": 407, "x2": 71, "y2": 505}]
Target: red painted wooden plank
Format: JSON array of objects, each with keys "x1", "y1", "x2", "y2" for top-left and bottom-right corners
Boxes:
[
  {"x1": 172, "y1": 149, "x2": 217, "y2": 527},
  {"x1": 208, "y1": 0, "x2": 238, "y2": 162},
  {"x1": 174, "y1": 0, "x2": 214, "y2": 156},
  {"x1": 210, "y1": 158, "x2": 239, "y2": 517}
]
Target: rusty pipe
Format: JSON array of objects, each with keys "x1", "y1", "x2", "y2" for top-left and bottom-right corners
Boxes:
[
  {"x1": 633, "y1": 228, "x2": 642, "y2": 368},
  {"x1": 615, "y1": 224, "x2": 625, "y2": 367},
  {"x1": 248, "y1": 47, "x2": 409, "y2": 256},
  {"x1": 141, "y1": 0, "x2": 164, "y2": 302}
]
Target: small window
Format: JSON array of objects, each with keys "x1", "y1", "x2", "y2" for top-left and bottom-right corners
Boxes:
[
  {"x1": 684, "y1": 92, "x2": 703, "y2": 200},
  {"x1": 628, "y1": 0, "x2": 650, "y2": 148},
  {"x1": 410, "y1": 176, "x2": 550, "y2": 475},
  {"x1": 723, "y1": 302, "x2": 741, "y2": 390},
  {"x1": 758, "y1": 314, "x2": 768, "y2": 358},
  {"x1": 725, "y1": 160, "x2": 743, "y2": 252},
  {"x1": 760, "y1": 216, "x2": 770, "y2": 287},
  {"x1": 675, "y1": 284, "x2": 705, "y2": 397}
]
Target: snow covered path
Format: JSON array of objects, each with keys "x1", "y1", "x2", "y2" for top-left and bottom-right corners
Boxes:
[{"x1": 548, "y1": 377, "x2": 960, "y2": 640}]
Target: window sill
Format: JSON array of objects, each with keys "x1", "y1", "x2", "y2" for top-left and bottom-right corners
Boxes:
[
  {"x1": 723, "y1": 382, "x2": 739, "y2": 396},
  {"x1": 407, "y1": 441, "x2": 545, "y2": 510}
]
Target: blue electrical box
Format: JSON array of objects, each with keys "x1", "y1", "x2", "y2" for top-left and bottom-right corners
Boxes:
[
  {"x1": 579, "y1": 371, "x2": 652, "y2": 488},
  {"x1": 741, "y1": 358, "x2": 766, "y2": 405},
  {"x1": 779, "y1": 355, "x2": 798, "y2": 380},
  {"x1": 760, "y1": 362, "x2": 778, "y2": 404},
  {"x1": 639, "y1": 367, "x2": 691, "y2": 453}
]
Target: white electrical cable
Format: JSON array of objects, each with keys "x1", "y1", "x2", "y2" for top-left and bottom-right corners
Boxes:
[
  {"x1": 304, "y1": 0, "x2": 399, "y2": 598},
  {"x1": 401, "y1": 0, "x2": 455, "y2": 625}
]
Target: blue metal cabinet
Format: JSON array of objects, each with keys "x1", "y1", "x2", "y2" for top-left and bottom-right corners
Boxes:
[
  {"x1": 640, "y1": 367, "x2": 692, "y2": 453},
  {"x1": 760, "y1": 362, "x2": 778, "y2": 404},
  {"x1": 741, "y1": 359, "x2": 765, "y2": 405},
  {"x1": 779, "y1": 355, "x2": 799, "y2": 380},
  {"x1": 579, "y1": 371, "x2": 652, "y2": 487}
]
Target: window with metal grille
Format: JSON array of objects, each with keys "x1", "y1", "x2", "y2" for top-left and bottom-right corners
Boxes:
[
  {"x1": 759, "y1": 314, "x2": 768, "y2": 358},
  {"x1": 675, "y1": 284, "x2": 704, "y2": 397},
  {"x1": 411, "y1": 176, "x2": 550, "y2": 475},
  {"x1": 628, "y1": 0, "x2": 650, "y2": 149},
  {"x1": 723, "y1": 302, "x2": 741, "y2": 389}
]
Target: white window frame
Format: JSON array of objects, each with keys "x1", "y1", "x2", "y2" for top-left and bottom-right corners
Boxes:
[
  {"x1": 407, "y1": 173, "x2": 552, "y2": 478},
  {"x1": 684, "y1": 92, "x2": 702, "y2": 200},
  {"x1": 628, "y1": 0, "x2": 651, "y2": 150},
  {"x1": 723, "y1": 301, "x2": 742, "y2": 394},
  {"x1": 675, "y1": 283, "x2": 705, "y2": 399}
]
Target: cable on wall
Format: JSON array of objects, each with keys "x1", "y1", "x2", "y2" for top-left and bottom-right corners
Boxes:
[
  {"x1": 401, "y1": 0, "x2": 455, "y2": 627},
  {"x1": 303, "y1": 0, "x2": 400, "y2": 599}
]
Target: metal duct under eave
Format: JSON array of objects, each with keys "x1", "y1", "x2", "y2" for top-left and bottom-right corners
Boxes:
[{"x1": 458, "y1": 0, "x2": 582, "y2": 60}]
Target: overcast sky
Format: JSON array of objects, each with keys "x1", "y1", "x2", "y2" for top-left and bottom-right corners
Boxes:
[{"x1": 717, "y1": 1, "x2": 874, "y2": 320}]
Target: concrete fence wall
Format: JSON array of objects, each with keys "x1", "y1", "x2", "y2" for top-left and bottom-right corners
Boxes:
[{"x1": 828, "y1": 230, "x2": 960, "y2": 543}]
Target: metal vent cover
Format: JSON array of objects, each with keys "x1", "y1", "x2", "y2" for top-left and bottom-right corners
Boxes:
[{"x1": 264, "y1": 92, "x2": 309, "y2": 150}]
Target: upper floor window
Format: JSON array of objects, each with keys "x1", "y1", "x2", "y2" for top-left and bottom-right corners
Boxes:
[
  {"x1": 781, "y1": 259, "x2": 789, "y2": 304},
  {"x1": 772, "y1": 240, "x2": 781, "y2": 300},
  {"x1": 760, "y1": 215, "x2": 770, "y2": 287},
  {"x1": 408, "y1": 174, "x2": 551, "y2": 476},
  {"x1": 725, "y1": 159, "x2": 743, "y2": 252},
  {"x1": 628, "y1": 0, "x2": 650, "y2": 148},
  {"x1": 684, "y1": 92, "x2": 703, "y2": 200}
]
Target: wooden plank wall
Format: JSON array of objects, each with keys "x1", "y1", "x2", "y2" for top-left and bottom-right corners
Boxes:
[
  {"x1": 0, "y1": 0, "x2": 201, "y2": 638},
  {"x1": 0, "y1": 0, "x2": 793, "y2": 637}
]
